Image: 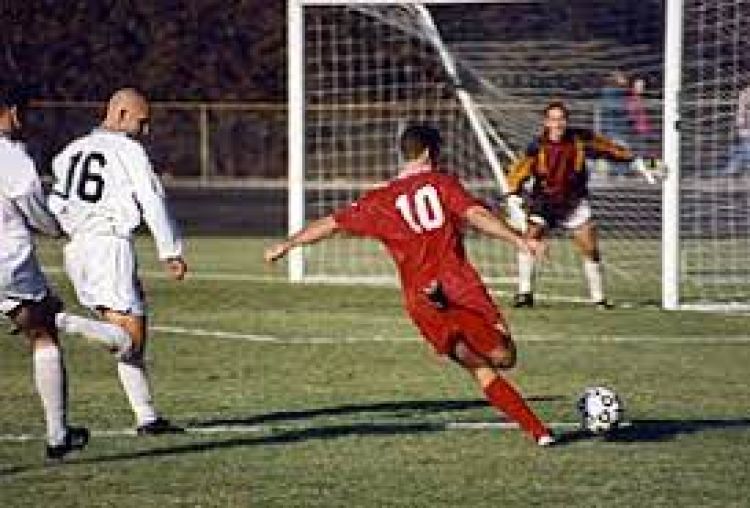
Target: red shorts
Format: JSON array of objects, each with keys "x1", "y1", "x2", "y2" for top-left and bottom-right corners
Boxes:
[{"x1": 405, "y1": 283, "x2": 507, "y2": 356}]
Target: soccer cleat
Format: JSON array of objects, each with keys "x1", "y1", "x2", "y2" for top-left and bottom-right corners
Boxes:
[
  {"x1": 512, "y1": 293, "x2": 534, "y2": 308},
  {"x1": 46, "y1": 426, "x2": 89, "y2": 460},
  {"x1": 594, "y1": 299, "x2": 614, "y2": 310},
  {"x1": 536, "y1": 434, "x2": 556, "y2": 447},
  {"x1": 136, "y1": 417, "x2": 184, "y2": 436}
]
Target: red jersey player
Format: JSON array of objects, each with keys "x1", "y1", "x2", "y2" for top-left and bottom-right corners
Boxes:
[{"x1": 265, "y1": 124, "x2": 554, "y2": 446}]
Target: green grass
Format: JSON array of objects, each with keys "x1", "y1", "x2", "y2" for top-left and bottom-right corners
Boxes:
[{"x1": 2, "y1": 237, "x2": 750, "y2": 507}]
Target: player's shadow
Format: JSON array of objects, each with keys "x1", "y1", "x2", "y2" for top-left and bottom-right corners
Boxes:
[
  {"x1": 186, "y1": 396, "x2": 564, "y2": 428},
  {"x1": 555, "y1": 418, "x2": 750, "y2": 445},
  {"x1": 0, "y1": 396, "x2": 564, "y2": 476},
  {"x1": 2, "y1": 422, "x2": 459, "y2": 474},
  {"x1": 5, "y1": 416, "x2": 749, "y2": 476}
]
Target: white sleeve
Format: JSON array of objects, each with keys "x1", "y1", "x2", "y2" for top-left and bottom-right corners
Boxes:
[
  {"x1": 124, "y1": 143, "x2": 183, "y2": 260},
  {"x1": 14, "y1": 183, "x2": 62, "y2": 237},
  {"x1": 3, "y1": 152, "x2": 61, "y2": 237}
]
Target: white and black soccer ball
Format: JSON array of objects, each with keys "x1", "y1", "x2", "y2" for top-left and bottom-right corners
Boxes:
[{"x1": 577, "y1": 386, "x2": 624, "y2": 434}]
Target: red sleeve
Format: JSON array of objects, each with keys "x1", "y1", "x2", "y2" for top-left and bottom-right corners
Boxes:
[
  {"x1": 333, "y1": 192, "x2": 381, "y2": 237},
  {"x1": 440, "y1": 174, "x2": 483, "y2": 217}
]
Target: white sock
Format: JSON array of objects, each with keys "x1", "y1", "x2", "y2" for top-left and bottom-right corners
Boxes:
[
  {"x1": 583, "y1": 258, "x2": 605, "y2": 302},
  {"x1": 117, "y1": 352, "x2": 158, "y2": 425},
  {"x1": 56, "y1": 312, "x2": 131, "y2": 351},
  {"x1": 33, "y1": 345, "x2": 67, "y2": 446},
  {"x1": 517, "y1": 251, "x2": 535, "y2": 294}
]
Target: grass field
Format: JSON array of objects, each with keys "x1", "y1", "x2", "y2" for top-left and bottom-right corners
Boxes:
[{"x1": 2, "y1": 237, "x2": 750, "y2": 507}]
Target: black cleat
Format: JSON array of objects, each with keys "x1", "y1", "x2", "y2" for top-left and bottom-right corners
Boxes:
[
  {"x1": 512, "y1": 293, "x2": 534, "y2": 308},
  {"x1": 136, "y1": 417, "x2": 184, "y2": 436},
  {"x1": 594, "y1": 299, "x2": 614, "y2": 310},
  {"x1": 46, "y1": 426, "x2": 89, "y2": 460}
]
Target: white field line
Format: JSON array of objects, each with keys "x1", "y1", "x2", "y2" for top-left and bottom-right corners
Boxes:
[
  {"x1": 151, "y1": 325, "x2": 750, "y2": 344},
  {"x1": 152, "y1": 325, "x2": 416, "y2": 344},
  {"x1": 0, "y1": 420, "x2": 595, "y2": 443},
  {"x1": 40, "y1": 266, "x2": 628, "y2": 298},
  {"x1": 44, "y1": 266, "x2": 284, "y2": 283},
  {"x1": 44, "y1": 266, "x2": 750, "y2": 312}
]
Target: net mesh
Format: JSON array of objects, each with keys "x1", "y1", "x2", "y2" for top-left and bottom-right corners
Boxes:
[
  {"x1": 679, "y1": 0, "x2": 750, "y2": 306},
  {"x1": 301, "y1": 2, "x2": 665, "y2": 304}
]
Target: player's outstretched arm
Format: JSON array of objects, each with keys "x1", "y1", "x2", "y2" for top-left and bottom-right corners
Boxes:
[
  {"x1": 264, "y1": 215, "x2": 340, "y2": 263},
  {"x1": 590, "y1": 132, "x2": 664, "y2": 184},
  {"x1": 464, "y1": 205, "x2": 546, "y2": 258}
]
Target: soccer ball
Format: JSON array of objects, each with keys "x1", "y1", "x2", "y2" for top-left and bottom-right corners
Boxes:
[{"x1": 576, "y1": 386, "x2": 624, "y2": 434}]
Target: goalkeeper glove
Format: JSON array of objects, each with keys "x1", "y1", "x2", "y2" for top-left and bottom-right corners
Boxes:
[
  {"x1": 505, "y1": 194, "x2": 528, "y2": 232},
  {"x1": 632, "y1": 157, "x2": 665, "y2": 184}
]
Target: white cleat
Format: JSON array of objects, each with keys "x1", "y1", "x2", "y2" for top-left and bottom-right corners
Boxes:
[{"x1": 537, "y1": 434, "x2": 556, "y2": 447}]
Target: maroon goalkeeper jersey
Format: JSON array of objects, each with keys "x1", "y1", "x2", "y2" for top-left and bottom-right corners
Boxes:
[
  {"x1": 333, "y1": 164, "x2": 483, "y2": 296},
  {"x1": 506, "y1": 127, "x2": 633, "y2": 208}
]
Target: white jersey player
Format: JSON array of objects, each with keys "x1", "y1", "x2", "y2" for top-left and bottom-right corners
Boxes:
[
  {"x1": 0, "y1": 136, "x2": 60, "y2": 311},
  {"x1": 0, "y1": 92, "x2": 92, "y2": 461},
  {"x1": 49, "y1": 88, "x2": 187, "y2": 436},
  {"x1": 1, "y1": 86, "x2": 138, "y2": 459}
]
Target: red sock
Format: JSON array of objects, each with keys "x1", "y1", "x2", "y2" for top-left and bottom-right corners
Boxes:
[{"x1": 483, "y1": 376, "x2": 549, "y2": 441}]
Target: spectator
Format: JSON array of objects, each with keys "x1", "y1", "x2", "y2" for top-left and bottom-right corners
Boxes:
[
  {"x1": 598, "y1": 70, "x2": 630, "y2": 175},
  {"x1": 625, "y1": 77, "x2": 656, "y2": 159},
  {"x1": 725, "y1": 84, "x2": 750, "y2": 174}
]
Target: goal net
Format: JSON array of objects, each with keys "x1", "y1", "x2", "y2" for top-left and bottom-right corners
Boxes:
[
  {"x1": 673, "y1": 0, "x2": 750, "y2": 309},
  {"x1": 289, "y1": 1, "x2": 666, "y2": 305}
]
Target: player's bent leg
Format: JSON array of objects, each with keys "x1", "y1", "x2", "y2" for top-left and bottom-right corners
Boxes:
[
  {"x1": 453, "y1": 310, "x2": 516, "y2": 370},
  {"x1": 450, "y1": 339, "x2": 552, "y2": 445},
  {"x1": 571, "y1": 220, "x2": 600, "y2": 261},
  {"x1": 571, "y1": 221, "x2": 611, "y2": 308},
  {"x1": 7, "y1": 301, "x2": 89, "y2": 458},
  {"x1": 55, "y1": 311, "x2": 133, "y2": 359},
  {"x1": 101, "y1": 309, "x2": 146, "y2": 350},
  {"x1": 515, "y1": 223, "x2": 545, "y2": 307},
  {"x1": 8, "y1": 298, "x2": 57, "y2": 342},
  {"x1": 101, "y1": 311, "x2": 155, "y2": 424},
  {"x1": 100, "y1": 309, "x2": 183, "y2": 434}
]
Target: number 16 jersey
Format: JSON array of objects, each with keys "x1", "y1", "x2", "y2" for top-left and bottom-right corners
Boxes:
[{"x1": 49, "y1": 129, "x2": 182, "y2": 260}]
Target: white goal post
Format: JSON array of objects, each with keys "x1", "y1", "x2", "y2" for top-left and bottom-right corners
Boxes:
[
  {"x1": 662, "y1": 0, "x2": 681, "y2": 310},
  {"x1": 663, "y1": 0, "x2": 750, "y2": 311}
]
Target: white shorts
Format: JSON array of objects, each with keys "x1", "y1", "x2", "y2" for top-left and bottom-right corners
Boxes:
[
  {"x1": 64, "y1": 236, "x2": 146, "y2": 316},
  {"x1": 0, "y1": 248, "x2": 50, "y2": 316},
  {"x1": 529, "y1": 199, "x2": 593, "y2": 231}
]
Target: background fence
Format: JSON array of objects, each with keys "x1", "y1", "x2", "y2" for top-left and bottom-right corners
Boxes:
[{"x1": 25, "y1": 99, "x2": 669, "y2": 236}]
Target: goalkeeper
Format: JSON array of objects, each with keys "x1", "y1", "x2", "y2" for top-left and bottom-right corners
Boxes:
[{"x1": 505, "y1": 100, "x2": 660, "y2": 309}]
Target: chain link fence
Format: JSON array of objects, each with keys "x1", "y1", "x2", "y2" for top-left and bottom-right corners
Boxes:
[{"x1": 27, "y1": 102, "x2": 288, "y2": 185}]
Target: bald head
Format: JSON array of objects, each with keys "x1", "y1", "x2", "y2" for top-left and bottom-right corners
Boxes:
[{"x1": 102, "y1": 88, "x2": 150, "y2": 137}]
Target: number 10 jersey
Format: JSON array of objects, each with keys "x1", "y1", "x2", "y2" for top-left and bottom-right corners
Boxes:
[
  {"x1": 333, "y1": 165, "x2": 502, "y2": 354},
  {"x1": 333, "y1": 166, "x2": 485, "y2": 296}
]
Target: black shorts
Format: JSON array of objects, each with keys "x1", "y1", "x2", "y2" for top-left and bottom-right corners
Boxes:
[{"x1": 528, "y1": 198, "x2": 590, "y2": 230}]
